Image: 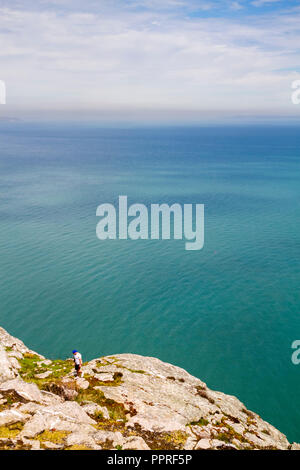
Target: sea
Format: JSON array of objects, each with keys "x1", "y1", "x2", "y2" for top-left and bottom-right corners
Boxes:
[{"x1": 0, "y1": 122, "x2": 299, "y2": 442}]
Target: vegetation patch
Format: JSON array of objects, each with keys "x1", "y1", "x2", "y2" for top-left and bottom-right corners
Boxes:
[
  {"x1": 0, "y1": 440, "x2": 31, "y2": 450},
  {"x1": 37, "y1": 429, "x2": 70, "y2": 444},
  {"x1": 163, "y1": 431, "x2": 188, "y2": 448},
  {"x1": 126, "y1": 402, "x2": 137, "y2": 417},
  {"x1": 188, "y1": 418, "x2": 209, "y2": 427},
  {"x1": 76, "y1": 385, "x2": 127, "y2": 427},
  {"x1": 65, "y1": 445, "x2": 92, "y2": 450},
  {"x1": 242, "y1": 408, "x2": 255, "y2": 419},
  {"x1": 45, "y1": 359, "x2": 73, "y2": 378},
  {"x1": 224, "y1": 414, "x2": 240, "y2": 424},
  {"x1": 212, "y1": 419, "x2": 254, "y2": 448},
  {"x1": 91, "y1": 402, "x2": 128, "y2": 433},
  {"x1": 93, "y1": 409, "x2": 104, "y2": 420},
  {"x1": 0, "y1": 395, "x2": 19, "y2": 411},
  {"x1": 0, "y1": 422, "x2": 24, "y2": 438},
  {"x1": 84, "y1": 372, "x2": 123, "y2": 388},
  {"x1": 93, "y1": 419, "x2": 126, "y2": 433},
  {"x1": 76, "y1": 384, "x2": 106, "y2": 405},
  {"x1": 18, "y1": 354, "x2": 42, "y2": 380},
  {"x1": 42, "y1": 379, "x2": 77, "y2": 399},
  {"x1": 166, "y1": 376, "x2": 185, "y2": 383},
  {"x1": 195, "y1": 386, "x2": 215, "y2": 404},
  {"x1": 96, "y1": 358, "x2": 120, "y2": 368},
  {"x1": 105, "y1": 399, "x2": 127, "y2": 422},
  {"x1": 126, "y1": 424, "x2": 188, "y2": 450},
  {"x1": 18, "y1": 355, "x2": 73, "y2": 389},
  {"x1": 126, "y1": 368, "x2": 147, "y2": 374}
]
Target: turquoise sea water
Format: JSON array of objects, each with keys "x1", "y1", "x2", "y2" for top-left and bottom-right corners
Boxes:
[{"x1": 0, "y1": 123, "x2": 299, "y2": 441}]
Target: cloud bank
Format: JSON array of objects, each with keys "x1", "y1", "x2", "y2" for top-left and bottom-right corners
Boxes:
[{"x1": 0, "y1": 0, "x2": 300, "y2": 121}]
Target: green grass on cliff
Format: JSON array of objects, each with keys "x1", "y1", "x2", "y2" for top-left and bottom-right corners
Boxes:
[{"x1": 18, "y1": 353, "x2": 73, "y2": 387}]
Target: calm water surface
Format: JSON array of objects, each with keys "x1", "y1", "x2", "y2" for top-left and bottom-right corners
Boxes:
[{"x1": 0, "y1": 123, "x2": 299, "y2": 441}]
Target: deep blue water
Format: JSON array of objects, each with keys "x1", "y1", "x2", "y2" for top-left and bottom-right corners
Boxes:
[{"x1": 0, "y1": 123, "x2": 300, "y2": 441}]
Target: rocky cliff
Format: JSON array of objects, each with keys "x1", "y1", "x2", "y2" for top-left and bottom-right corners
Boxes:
[{"x1": 0, "y1": 326, "x2": 299, "y2": 450}]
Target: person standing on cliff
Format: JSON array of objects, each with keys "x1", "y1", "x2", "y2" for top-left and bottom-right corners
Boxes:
[{"x1": 72, "y1": 350, "x2": 83, "y2": 377}]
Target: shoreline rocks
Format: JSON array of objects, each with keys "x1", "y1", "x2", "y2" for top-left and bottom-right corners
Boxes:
[{"x1": 0, "y1": 326, "x2": 299, "y2": 451}]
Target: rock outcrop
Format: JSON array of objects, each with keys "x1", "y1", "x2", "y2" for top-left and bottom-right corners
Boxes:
[{"x1": 0, "y1": 326, "x2": 298, "y2": 450}]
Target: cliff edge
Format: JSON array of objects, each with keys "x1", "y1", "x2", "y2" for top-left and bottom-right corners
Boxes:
[{"x1": 0, "y1": 326, "x2": 299, "y2": 450}]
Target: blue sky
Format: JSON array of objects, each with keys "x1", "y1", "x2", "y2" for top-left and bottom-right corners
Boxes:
[
  {"x1": 1, "y1": 0, "x2": 300, "y2": 121},
  {"x1": 1, "y1": 0, "x2": 297, "y2": 16}
]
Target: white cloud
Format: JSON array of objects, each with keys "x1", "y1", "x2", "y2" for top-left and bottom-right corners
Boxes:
[
  {"x1": 230, "y1": 2, "x2": 244, "y2": 10},
  {"x1": 251, "y1": 0, "x2": 281, "y2": 7},
  {"x1": 0, "y1": 3, "x2": 299, "y2": 118}
]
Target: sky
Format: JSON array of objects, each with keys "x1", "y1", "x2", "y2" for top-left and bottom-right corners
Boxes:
[{"x1": 0, "y1": 0, "x2": 300, "y2": 123}]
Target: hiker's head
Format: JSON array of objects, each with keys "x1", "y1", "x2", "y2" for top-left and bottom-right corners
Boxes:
[{"x1": 72, "y1": 350, "x2": 77, "y2": 355}]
